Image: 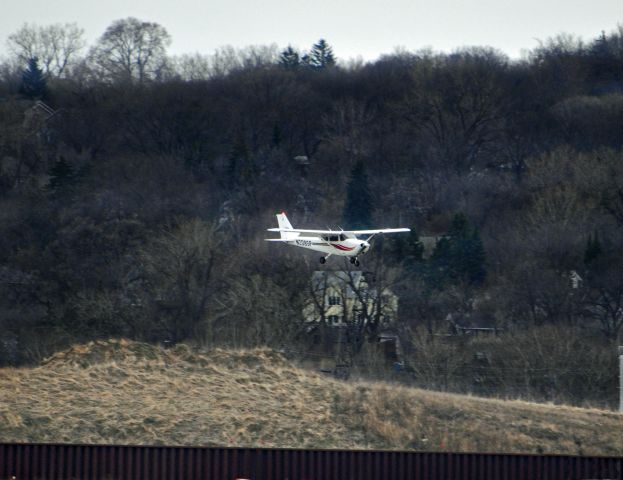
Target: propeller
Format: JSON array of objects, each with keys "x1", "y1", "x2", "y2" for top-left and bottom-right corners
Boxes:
[{"x1": 358, "y1": 241, "x2": 370, "y2": 254}]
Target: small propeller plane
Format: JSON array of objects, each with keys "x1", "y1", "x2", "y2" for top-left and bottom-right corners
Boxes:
[{"x1": 266, "y1": 212, "x2": 410, "y2": 266}]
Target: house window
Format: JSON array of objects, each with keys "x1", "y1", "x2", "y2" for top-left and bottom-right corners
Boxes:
[
  {"x1": 328, "y1": 296, "x2": 341, "y2": 306},
  {"x1": 328, "y1": 315, "x2": 339, "y2": 325}
]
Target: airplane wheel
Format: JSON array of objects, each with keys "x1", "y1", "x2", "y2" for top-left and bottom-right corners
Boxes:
[
  {"x1": 349, "y1": 257, "x2": 356, "y2": 264},
  {"x1": 354, "y1": 259, "x2": 360, "y2": 267},
  {"x1": 319, "y1": 257, "x2": 326, "y2": 264}
]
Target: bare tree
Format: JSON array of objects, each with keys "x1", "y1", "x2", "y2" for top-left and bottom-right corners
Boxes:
[
  {"x1": 403, "y1": 48, "x2": 509, "y2": 172},
  {"x1": 305, "y1": 271, "x2": 330, "y2": 325},
  {"x1": 139, "y1": 219, "x2": 224, "y2": 343},
  {"x1": 90, "y1": 17, "x2": 171, "y2": 83},
  {"x1": 321, "y1": 98, "x2": 374, "y2": 163},
  {"x1": 584, "y1": 286, "x2": 623, "y2": 340},
  {"x1": 169, "y1": 53, "x2": 213, "y2": 81},
  {"x1": 219, "y1": 274, "x2": 296, "y2": 347},
  {"x1": 594, "y1": 149, "x2": 623, "y2": 228},
  {"x1": 583, "y1": 257, "x2": 623, "y2": 340},
  {"x1": 341, "y1": 256, "x2": 402, "y2": 338},
  {"x1": 208, "y1": 44, "x2": 279, "y2": 76},
  {"x1": 7, "y1": 23, "x2": 85, "y2": 77}
]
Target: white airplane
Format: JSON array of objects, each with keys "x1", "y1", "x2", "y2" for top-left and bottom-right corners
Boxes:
[{"x1": 266, "y1": 212, "x2": 410, "y2": 266}]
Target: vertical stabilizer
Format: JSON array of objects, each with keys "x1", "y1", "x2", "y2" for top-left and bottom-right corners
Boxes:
[{"x1": 276, "y1": 212, "x2": 298, "y2": 240}]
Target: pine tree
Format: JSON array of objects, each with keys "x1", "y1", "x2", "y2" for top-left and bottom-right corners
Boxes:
[
  {"x1": 48, "y1": 158, "x2": 76, "y2": 195},
  {"x1": 428, "y1": 213, "x2": 486, "y2": 288},
  {"x1": 342, "y1": 161, "x2": 373, "y2": 229},
  {"x1": 590, "y1": 31, "x2": 609, "y2": 57},
  {"x1": 463, "y1": 227, "x2": 487, "y2": 285},
  {"x1": 309, "y1": 39, "x2": 336, "y2": 70},
  {"x1": 448, "y1": 212, "x2": 469, "y2": 238},
  {"x1": 279, "y1": 46, "x2": 300, "y2": 70},
  {"x1": 387, "y1": 227, "x2": 424, "y2": 266},
  {"x1": 584, "y1": 232, "x2": 603, "y2": 264},
  {"x1": 271, "y1": 124, "x2": 282, "y2": 147},
  {"x1": 227, "y1": 133, "x2": 250, "y2": 188},
  {"x1": 20, "y1": 57, "x2": 47, "y2": 99}
]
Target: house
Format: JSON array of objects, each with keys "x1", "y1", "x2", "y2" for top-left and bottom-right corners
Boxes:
[
  {"x1": 569, "y1": 270, "x2": 583, "y2": 289},
  {"x1": 419, "y1": 235, "x2": 442, "y2": 259},
  {"x1": 303, "y1": 270, "x2": 398, "y2": 329},
  {"x1": 302, "y1": 270, "x2": 406, "y2": 378}
]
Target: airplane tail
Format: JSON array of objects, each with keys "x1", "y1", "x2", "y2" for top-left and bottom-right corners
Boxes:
[{"x1": 276, "y1": 212, "x2": 298, "y2": 240}]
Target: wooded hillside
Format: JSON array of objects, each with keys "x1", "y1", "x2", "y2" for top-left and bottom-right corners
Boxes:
[{"x1": 1, "y1": 21, "x2": 622, "y2": 407}]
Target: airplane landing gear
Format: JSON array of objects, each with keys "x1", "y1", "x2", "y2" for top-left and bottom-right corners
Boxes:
[
  {"x1": 319, "y1": 257, "x2": 326, "y2": 264},
  {"x1": 350, "y1": 257, "x2": 360, "y2": 267}
]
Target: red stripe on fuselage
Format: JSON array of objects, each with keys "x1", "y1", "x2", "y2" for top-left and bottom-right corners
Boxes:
[{"x1": 332, "y1": 244, "x2": 355, "y2": 251}]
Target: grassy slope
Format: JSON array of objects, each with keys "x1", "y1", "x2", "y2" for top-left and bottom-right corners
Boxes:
[{"x1": 0, "y1": 339, "x2": 621, "y2": 456}]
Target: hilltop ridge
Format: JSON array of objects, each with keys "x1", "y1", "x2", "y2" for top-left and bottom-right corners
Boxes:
[{"x1": 1, "y1": 339, "x2": 621, "y2": 455}]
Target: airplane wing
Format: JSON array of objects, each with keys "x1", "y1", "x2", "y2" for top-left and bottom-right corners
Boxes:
[
  {"x1": 267, "y1": 228, "x2": 337, "y2": 234},
  {"x1": 267, "y1": 227, "x2": 410, "y2": 235},
  {"x1": 348, "y1": 228, "x2": 411, "y2": 234}
]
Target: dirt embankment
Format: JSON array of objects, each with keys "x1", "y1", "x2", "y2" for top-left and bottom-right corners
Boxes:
[{"x1": 1, "y1": 339, "x2": 621, "y2": 456}]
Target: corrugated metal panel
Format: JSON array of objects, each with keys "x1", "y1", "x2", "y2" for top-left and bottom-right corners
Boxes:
[{"x1": 0, "y1": 443, "x2": 621, "y2": 480}]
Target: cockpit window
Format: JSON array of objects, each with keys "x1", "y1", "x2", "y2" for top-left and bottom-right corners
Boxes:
[{"x1": 323, "y1": 234, "x2": 345, "y2": 242}]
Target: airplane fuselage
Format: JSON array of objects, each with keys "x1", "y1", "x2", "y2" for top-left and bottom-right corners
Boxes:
[{"x1": 284, "y1": 235, "x2": 370, "y2": 257}]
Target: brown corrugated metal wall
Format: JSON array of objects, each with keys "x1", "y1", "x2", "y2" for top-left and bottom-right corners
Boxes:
[{"x1": 1, "y1": 443, "x2": 621, "y2": 479}]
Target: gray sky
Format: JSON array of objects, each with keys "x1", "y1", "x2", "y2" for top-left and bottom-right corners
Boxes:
[{"x1": 2, "y1": 0, "x2": 623, "y2": 61}]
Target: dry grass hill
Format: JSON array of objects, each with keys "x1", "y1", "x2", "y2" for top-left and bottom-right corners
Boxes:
[{"x1": 1, "y1": 339, "x2": 622, "y2": 456}]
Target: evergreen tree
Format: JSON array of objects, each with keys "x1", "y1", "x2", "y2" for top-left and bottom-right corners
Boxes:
[
  {"x1": 271, "y1": 124, "x2": 282, "y2": 147},
  {"x1": 447, "y1": 212, "x2": 469, "y2": 238},
  {"x1": 227, "y1": 132, "x2": 260, "y2": 188},
  {"x1": 20, "y1": 57, "x2": 47, "y2": 99},
  {"x1": 227, "y1": 133, "x2": 250, "y2": 188},
  {"x1": 428, "y1": 213, "x2": 486, "y2": 288},
  {"x1": 590, "y1": 31, "x2": 609, "y2": 58},
  {"x1": 387, "y1": 227, "x2": 424, "y2": 266},
  {"x1": 342, "y1": 160, "x2": 373, "y2": 229},
  {"x1": 300, "y1": 53, "x2": 312, "y2": 68},
  {"x1": 463, "y1": 227, "x2": 487, "y2": 285},
  {"x1": 279, "y1": 46, "x2": 300, "y2": 70},
  {"x1": 309, "y1": 39, "x2": 336, "y2": 70},
  {"x1": 48, "y1": 158, "x2": 76, "y2": 195},
  {"x1": 584, "y1": 232, "x2": 603, "y2": 264}
]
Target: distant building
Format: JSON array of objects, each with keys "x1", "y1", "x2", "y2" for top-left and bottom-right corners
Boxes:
[
  {"x1": 419, "y1": 235, "x2": 442, "y2": 259},
  {"x1": 303, "y1": 271, "x2": 398, "y2": 328},
  {"x1": 301, "y1": 271, "x2": 407, "y2": 377},
  {"x1": 569, "y1": 270, "x2": 583, "y2": 289}
]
